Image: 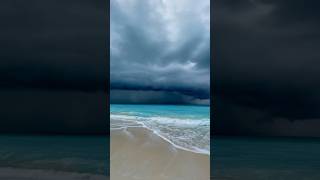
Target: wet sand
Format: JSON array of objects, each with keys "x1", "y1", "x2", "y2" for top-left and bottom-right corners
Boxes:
[{"x1": 111, "y1": 127, "x2": 210, "y2": 180}]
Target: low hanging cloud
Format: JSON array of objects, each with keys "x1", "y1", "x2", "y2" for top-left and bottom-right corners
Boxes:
[
  {"x1": 0, "y1": 0, "x2": 108, "y2": 134},
  {"x1": 110, "y1": 0, "x2": 210, "y2": 104},
  {"x1": 0, "y1": 0, "x2": 107, "y2": 92},
  {"x1": 213, "y1": 0, "x2": 320, "y2": 137},
  {"x1": 111, "y1": 90, "x2": 209, "y2": 105}
]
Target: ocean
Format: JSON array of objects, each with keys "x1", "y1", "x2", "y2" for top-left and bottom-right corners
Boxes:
[
  {"x1": 0, "y1": 135, "x2": 108, "y2": 176},
  {"x1": 110, "y1": 104, "x2": 210, "y2": 154},
  {"x1": 213, "y1": 136, "x2": 320, "y2": 179}
]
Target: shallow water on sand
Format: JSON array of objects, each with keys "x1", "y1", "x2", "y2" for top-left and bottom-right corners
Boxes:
[
  {"x1": 111, "y1": 104, "x2": 210, "y2": 154},
  {"x1": 111, "y1": 127, "x2": 210, "y2": 180}
]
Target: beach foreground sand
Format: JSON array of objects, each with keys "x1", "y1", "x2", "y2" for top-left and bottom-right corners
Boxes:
[{"x1": 111, "y1": 127, "x2": 210, "y2": 180}]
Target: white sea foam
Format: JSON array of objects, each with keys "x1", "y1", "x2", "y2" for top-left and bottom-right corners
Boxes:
[
  {"x1": 110, "y1": 114, "x2": 209, "y2": 127},
  {"x1": 110, "y1": 113, "x2": 210, "y2": 154}
]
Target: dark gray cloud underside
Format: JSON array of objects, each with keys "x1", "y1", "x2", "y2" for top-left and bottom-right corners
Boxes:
[
  {"x1": 110, "y1": 0, "x2": 210, "y2": 104},
  {"x1": 213, "y1": 0, "x2": 320, "y2": 137},
  {"x1": 0, "y1": 0, "x2": 108, "y2": 92},
  {"x1": 0, "y1": 90, "x2": 108, "y2": 134},
  {"x1": 0, "y1": 0, "x2": 108, "y2": 134}
]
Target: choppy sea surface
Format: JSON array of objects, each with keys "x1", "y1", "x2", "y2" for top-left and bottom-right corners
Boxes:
[
  {"x1": 110, "y1": 104, "x2": 210, "y2": 154},
  {"x1": 213, "y1": 136, "x2": 320, "y2": 179},
  {"x1": 0, "y1": 135, "x2": 108, "y2": 175}
]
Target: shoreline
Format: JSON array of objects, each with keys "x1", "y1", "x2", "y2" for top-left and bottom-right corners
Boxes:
[
  {"x1": 110, "y1": 117, "x2": 210, "y2": 155},
  {"x1": 111, "y1": 126, "x2": 210, "y2": 180}
]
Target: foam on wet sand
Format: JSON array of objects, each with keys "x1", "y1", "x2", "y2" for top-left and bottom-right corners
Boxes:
[{"x1": 111, "y1": 127, "x2": 210, "y2": 180}]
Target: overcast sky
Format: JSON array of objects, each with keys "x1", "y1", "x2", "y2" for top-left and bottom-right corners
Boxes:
[
  {"x1": 110, "y1": 0, "x2": 210, "y2": 105},
  {"x1": 0, "y1": 0, "x2": 107, "y2": 134},
  {"x1": 213, "y1": 0, "x2": 320, "y2": 137}
]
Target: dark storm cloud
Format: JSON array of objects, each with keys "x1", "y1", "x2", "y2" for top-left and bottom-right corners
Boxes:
[
  {"x1": 111, "y1": 90, "x2": 209, "y2": 105},
  {"x1": 0, "y1": 90, "x2": 107, "y2": 134},
  {"x1": 0, "y1": 0, "x2": 107, "y2": 92},
  {"x1": 110, "y1": 0, "x2": 210, "y2": 104},
  {"x1": 213, "y1": 0, "x2": 320, "y2": 137},
  {"x1": 0, "y1": 0, "x2": 108, "y2": 134}
]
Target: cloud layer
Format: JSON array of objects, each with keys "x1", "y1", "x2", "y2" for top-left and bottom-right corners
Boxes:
[
  {"x1": 213, "y1": 0, "x2": 320, "y2": 137},
  {"x1": 0, "y1": 0, "x2": 107, "y2": 92},
  {"x1": 110, "y1": 0, "x2": 210, "y2": 104},
  {"x1": 0, "y1": 0, "x2": 108, "y2": 134}
]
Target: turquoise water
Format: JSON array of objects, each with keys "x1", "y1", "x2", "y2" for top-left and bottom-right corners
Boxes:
[
  {"x1": 213, "y1": 136, "x2": 320, "y2": 179},
  {"x1": 0, "y1": 135, "x2": 108, "y2": 175},
  {"x1": 111, "y1": 104, "x2": 209, "y2": 120},
  {"x1": 110, "y1": 104, "x2": 210, "y2": 154}
]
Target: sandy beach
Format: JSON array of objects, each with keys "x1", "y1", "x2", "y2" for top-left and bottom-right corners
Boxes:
[{"x1": 111, "y1": 127, "x2": 210, "y2": 180}]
